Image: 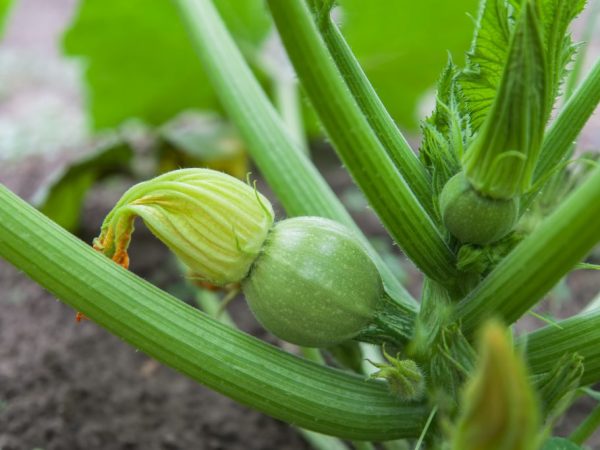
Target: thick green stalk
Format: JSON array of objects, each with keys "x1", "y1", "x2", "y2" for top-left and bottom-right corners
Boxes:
[
  {"x1": 456, "y1": 165, "x2": 600, "y2": 334},
  {"x1": 524, "y1": 310, "x2": 600, "y2": 387},
  {"x1": 316, "y1": 12, "x2": 434, "y2": 217},
  {"x1": 267, "y1": 0, "x2": 457, "y2": 287},
  {"x1": 174, "y1": 0, "x2": 416, "y2": 310},
  {"x1": 0, "y1": 184, "x2": 428, "y2": 440},
  {"x1": 533, "y1": 58, "x2": 600, "y2": 181}
]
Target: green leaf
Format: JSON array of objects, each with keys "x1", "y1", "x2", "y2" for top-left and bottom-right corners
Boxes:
[
  {"x1": 541, "y1": 437, "x2": 583, "y2": 450},
  {"x1": 157, "y1": 111, "x2": 247, "y2": 178},
  {"x1": 459, "y1": 0, "x2": 514, "y2": 132},
  {"x1": 459, "y1": 0, "x2": 586, "y2": 134},
  {"x1": 63, "y1": 0, "x2": 271, "y2": 130},
  {"x1": 33, "y1": 136, "x2": 133, "y2": 231},
  {"x1": 335, "y1": 0, "x2": 480, "y2": 129},
  {"x1": 539, "y1": 0, "x2": 587, "y2": 113}
]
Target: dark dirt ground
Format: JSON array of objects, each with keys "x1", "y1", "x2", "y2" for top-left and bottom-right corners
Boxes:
[{"x1": 1, "y1": 0, "x2": 600, "y2": 449}]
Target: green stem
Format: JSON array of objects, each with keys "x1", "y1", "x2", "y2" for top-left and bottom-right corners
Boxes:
[
  {"x1": 524, "y1": 310, "x2": 600, "y2": 387},
  {"x1": 0, "y1": 184, "x2": 428, "y2": 440},
  {"x1": 315, "y1": 9, "x2": 434, "y2": 217},
  {"x1": 569, "y1": 402, "x2": 600, "y2": 445},
  {"x1": 533, "y1": 58, "x2": 600, "y2": 182},
  {"x1": 456, "y1": 165, "x2": 600, "y2": 334},
  {"x1": 274, "y1": 78, "x2": 308, "y2": 153},
  {"x1": 267, "y1": 0, "x2": 458, "y2": 287},
  {"x1": 195, "y1": 289, "x2": 237, "y2": 328},
  {"x1": 357, "y1": 293, "x2": 415, "y2": 345},
  {"x1": 174, "y1": 0, "x2": 417, "y2": 310}
]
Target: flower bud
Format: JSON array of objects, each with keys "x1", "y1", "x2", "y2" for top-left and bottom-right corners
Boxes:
[
  {"x1": 451, "y1": 320, "x2": 541, "y2": 450},
  {"x1": 93, "y1": 168, "x2": 274, "y2": 286}
]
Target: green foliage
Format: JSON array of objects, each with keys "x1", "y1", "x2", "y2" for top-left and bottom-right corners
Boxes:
[
  {"x1": 63, "y1": 0, "x2": 271, "y2": 129},
  {"x1": 63, "y1": 0, "x2": 479, "y2": 131},
  {"x1": 337, "y1": 0, "x2": 479, "y2": 128},
  {"x1": 459, "y1": 0, "x2": 514, "y2": 131},
  {"x1": 459, "y1": 0, "x2": 585, "y2": 133},
  {"x1": 539, "y1": 0, "x2": 587, "y2": 113}
]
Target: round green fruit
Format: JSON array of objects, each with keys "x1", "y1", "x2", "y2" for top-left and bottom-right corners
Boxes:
[
  {"x1": 242, "y1": 217, "x2": 383, "y2": 347},
  {"x1": 439, "y1": 172, "x2": 519, "y2": 245}
]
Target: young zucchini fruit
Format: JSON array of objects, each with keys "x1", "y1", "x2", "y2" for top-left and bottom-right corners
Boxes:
[
  {"x1": 243, "y1": 217, "x2": 382, "y2": 347},
  {"x1": 439, "y1": 172, "x2": 519, "y2": 246},
  {"x1": 94, "y1": 169, "x2": 407, "y2": 348}
]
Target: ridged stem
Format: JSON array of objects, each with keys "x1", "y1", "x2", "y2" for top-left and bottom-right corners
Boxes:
[
  {"x1": 0, "y1": 184, "x2": 428, "y2": 440},
  {"x1": 315, "y1": 11, "x2": 434, "y2": 218},
  {"x1": 523, "y1": 310, "x2": 600, "y2": 387},
  {"x1": 267, "y1": 0, "x2": 458, "y2": 287}
]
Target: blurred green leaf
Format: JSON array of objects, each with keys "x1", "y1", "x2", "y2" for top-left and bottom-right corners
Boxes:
[
  {"x1": 63, "y1": 0, "x2": 271, "y2": 130},
  {"x1": 0, "y1": 0, "x2": 14, "y2": 35},
  {"x1": 337, "y1": 0, "x2": 479, "y2": 129},
  {"x1": 64, "y1": 0, "x2": 479, "y2": 132},
  {"x1": 157, "y1": 111, "x2": 248, "y2": 178},
  {"x1": 541, "y1": 438, "x2": 584, "y2": 450},
  {"x1": 34, "y1": 137, "x2": 133, "y2": 231}
]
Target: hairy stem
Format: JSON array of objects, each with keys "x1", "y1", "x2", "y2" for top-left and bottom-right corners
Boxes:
[{"x1": 315, "y1": 8, "x2": 434, "y2": 217}]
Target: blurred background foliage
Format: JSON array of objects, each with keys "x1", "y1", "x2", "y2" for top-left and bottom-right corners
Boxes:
[
  {"x1": 0, "y1": 0, "x2": 481, "y2": 233},
  {"x1": 63, "y1": 0, "x2": 478, "y2": 131},
  {"x1": 0, "y1": 0, "x2": 13, "y2": 33}
]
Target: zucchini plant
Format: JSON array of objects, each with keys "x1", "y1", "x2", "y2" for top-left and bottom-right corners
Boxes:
[{"x1": 0, "y1": 0, "x2": 599, "y2": 448}]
